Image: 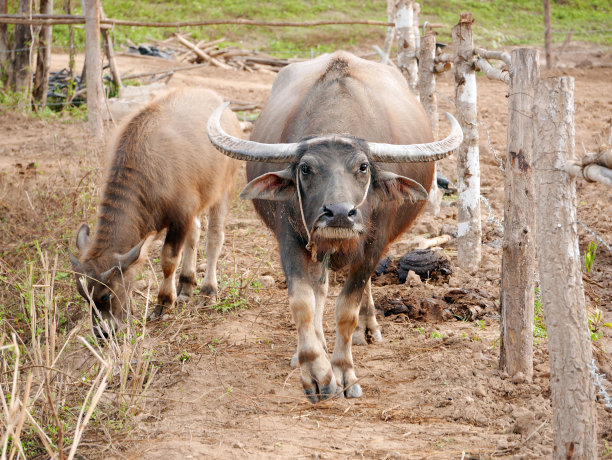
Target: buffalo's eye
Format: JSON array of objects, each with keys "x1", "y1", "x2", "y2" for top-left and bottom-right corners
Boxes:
[
  {"x1": 359, "y1": 163, "x2": 369, "y2": 173},
  {"x1": 300, "y1": 164, "x2": 311, "y2": 175},
  {"x1": 100, "y1": 293, "x2": 111, "y2": 303}
]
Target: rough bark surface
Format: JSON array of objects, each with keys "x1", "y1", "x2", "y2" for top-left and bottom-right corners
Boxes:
[
  {"x1": 84, "y1": 0, "x2": 104, "y2": 140},
  {"x1": 33, "y1": 0, "x2": 53, "y2": 107},
  {"x1": 533, "y1": 76, "x2": 597, "y2": 460},
  {"x1": 452, "y1": 12, "x2": 481, "y2": 273},
  {"x1": 499, "y1": 48, "x2": 538, "y2": 382},
  {"x1": 395, "y1": 0, "x2": 418, "y2": 90},
  {"x1": 11, "y1": 0, "x2": 32, "y2": 92}
]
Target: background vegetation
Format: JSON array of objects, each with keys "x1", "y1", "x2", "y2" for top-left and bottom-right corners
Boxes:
[{"x1": 4, "y1": 0, "x2": 611, "y2": 56}]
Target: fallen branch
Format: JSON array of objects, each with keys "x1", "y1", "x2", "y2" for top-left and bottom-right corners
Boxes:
[{"x1": 173, "y1": 33, "x2": 233, "y2": 70}]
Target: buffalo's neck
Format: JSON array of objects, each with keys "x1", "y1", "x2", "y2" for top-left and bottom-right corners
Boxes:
[{"x1": 84, "y1": 177, "x2": 153, "y2": 262}]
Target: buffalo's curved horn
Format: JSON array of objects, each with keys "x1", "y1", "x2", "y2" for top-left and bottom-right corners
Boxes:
[
  {"x1": 368, "y1": 113, "x2": 463, "y2": 163},
  {"x1": 207, "y1": 102, "x2": 300, "y2": 163}
]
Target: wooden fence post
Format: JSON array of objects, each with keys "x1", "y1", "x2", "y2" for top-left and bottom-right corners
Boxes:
[
  {"x1": 11, "y1": 0, "x2": 32, "y2": 93},
  {"x1": 395, "y1": 0, "x2": 418, "y2": 90},
  {"x1": 533, "y1": 76, "x2": 597, "y2": 459},
  {"x1": 418, "y1": 32, "x2": 441, "y2": 215},
  {"x1": 33, "y1": 0, "x2": 53, "y2": 108},
  {"x1": 84, "y1": 0, "x2": 104, "y2": 140},
  {"x1": 499, "y1": 48, "x2": 539, "y2": 382},
  {"x1": 452, "y1": 12, "x2": 481, "y2": 273},
  {"x1": 0, "y1": 0, "x2": 8, "y2": 78}
]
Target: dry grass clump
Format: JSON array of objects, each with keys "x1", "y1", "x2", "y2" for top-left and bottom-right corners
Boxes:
[{"x1": 0, "y1": 249, "x2": 159, "y2": 459}]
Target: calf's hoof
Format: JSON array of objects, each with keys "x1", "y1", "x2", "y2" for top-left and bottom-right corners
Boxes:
[
  {"x1": 198, "y1": 285, "x2": 218, "y2": 305},
  {"x1": 148, "y1": 304, "x2": 165, "y2": 321}
]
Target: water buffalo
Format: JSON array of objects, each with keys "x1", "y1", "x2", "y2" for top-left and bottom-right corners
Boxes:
[
  {"x1": 207, "y1": 51, "x2": 462, "y2": 402},
  {"x1": 71, "y1": 88, "x2": 241, "y2": 333}
]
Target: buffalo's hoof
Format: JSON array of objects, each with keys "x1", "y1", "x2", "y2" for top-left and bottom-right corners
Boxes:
[
  {"x1": 345, "y1": 383, "x2": 363, "y2": 399},
  {"x1": 303, "y1": 381, "x2": 338, "y2": 404},
  {"x1": 352, "y1": 329, "x2": 368, "y2": 346},
  {"x1": 371, "y1": 329, "x2": 383, "y2": 342}
]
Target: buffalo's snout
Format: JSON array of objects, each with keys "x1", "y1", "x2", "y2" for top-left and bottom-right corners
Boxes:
[{"x1": 320, "y1": 202, "x2": 358, "y2": 228}]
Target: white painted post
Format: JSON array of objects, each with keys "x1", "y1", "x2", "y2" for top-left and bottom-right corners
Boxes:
[
  {"x1": 533, "y1": 76, "x2": 597, "y2": 460},
  {"x1": 499, "y1": 48, "x2": 539, "y2": 382},
  {"x1": 395, "y1": 0, "x2": 418, "y2": 91},
  {"x1": 452, "y1": 12, "x2": 481, "y2": 273},
  {"x1": 84, "y1": 0, "x2": 104, "y2": 140}
]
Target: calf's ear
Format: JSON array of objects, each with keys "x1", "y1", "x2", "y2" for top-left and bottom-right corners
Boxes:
[
  {"x1": 374, "y1": 170, "x2": 429, "y2": 203},
  {"x1": 240, "y1": 168, "x2": 295, "y2": 201}
]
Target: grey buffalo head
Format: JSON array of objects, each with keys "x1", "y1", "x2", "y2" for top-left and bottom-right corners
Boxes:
[
  {"x1": 206, "y1": 102, "x2": 463, "y2": 250},
  {"x1": 70, "y1": 224, "x2": 147, "y2": 336}
]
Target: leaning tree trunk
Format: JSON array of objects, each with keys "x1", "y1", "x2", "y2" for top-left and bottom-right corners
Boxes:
[
  {"x1": 11, "y1": 0, "x2": 33, "y2": 94},
  {"x1": 33, "y1": 0, "x2": 53, "y2": 108},
  {"x1": 533, "y1": 76, "x2": 597, "y2": 459}
]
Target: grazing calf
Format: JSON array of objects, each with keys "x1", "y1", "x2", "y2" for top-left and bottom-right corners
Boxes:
[
  {"x1": 71, "y1": 88, "x2": 241, "y2": 330},
  {"x1": 207, "y1": 51, "x2": 462, "y2": 402}
]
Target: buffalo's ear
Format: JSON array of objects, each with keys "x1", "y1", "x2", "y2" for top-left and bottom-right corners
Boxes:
[
  {"x1": 76, "y1": 224, "x2": 91, "y2": 251},
  {"x1": 240, "y1": 168, "x2": 295, "y2": 201},
  {"x1": 374, "y1": 170, "x2": 429, "y2": 203}
]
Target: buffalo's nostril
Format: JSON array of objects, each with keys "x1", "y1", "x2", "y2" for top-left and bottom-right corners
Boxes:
[
  {"x1": 348, "y1": 208, "x2": 357, "y2": 218},
  {"x1": 322, "y1": 205, "x2": 334, "y2": 218}
]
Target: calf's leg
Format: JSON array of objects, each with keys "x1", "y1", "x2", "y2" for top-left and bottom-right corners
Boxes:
[
  {"x1": 199, "y1": 196, "x2": 229, "y2": 301},
  {"x1": 151, "y1": 222, "x2": 188, "y2": 319},
  {"x1": 177, "y1": 217, "x2": 201, "y2": 301}
]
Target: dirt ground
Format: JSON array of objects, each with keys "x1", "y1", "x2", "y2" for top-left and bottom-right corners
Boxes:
[{"x1": 1, "y1": 45, "x2": 612, "y2": 459}]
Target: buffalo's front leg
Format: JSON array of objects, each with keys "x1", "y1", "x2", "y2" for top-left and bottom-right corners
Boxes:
[
  {"x1": 289, "y1": 277, "x2": 337, "y2": 403},
  {"x1": 331, "y1": 271, "x2": 371, "y2": 398},
  {"x1": 352, "y1": 278, "x2": 382, "y2": 345}
]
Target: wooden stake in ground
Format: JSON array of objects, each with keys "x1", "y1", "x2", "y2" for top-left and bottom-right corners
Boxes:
[
  {"x1": 11, "y1": 0, "x2": 33, "y2": 93},
  {"x1": 418, "y1": 32, "x2": 441, "y2": 216},
  {"x1": 452, "y1": 12, "x2": 481, "y2": 273},
  {"x1": 499, "y1": 48, "x2": 539, "y2": 382},
  {"x1": 33, "y1": 0, "x2": 53, "y2": 108},
  {"x1": 533, "y1": 76, "x2": 597, "y2": 460},
  {"x1": 395, "y1": 0, "x2": 418, "y2": 90},
  {"x1": 84, "y1": 0, "x2": 104, "y2": 140}
]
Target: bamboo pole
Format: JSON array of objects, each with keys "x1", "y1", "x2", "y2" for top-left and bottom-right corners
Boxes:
[
  {"x1": 84, "y1": 0, "x2": 104, "y2": 140},
  {"x1": 533, "y1": 76, "x2": 597, "y2": 460},
  {"x1": 499, "y1": 48, "x2": 538, "y2": 382},
  {"x1": 381, "y1": 0, "x2": 395, "y2": 63},
  {"x1": 395, "y1": 0, "x2": 418, "y2": 90},
  {"x1": 452, "y1": 12, "x2": 481, "y2": 273},
  {"x1": 33, "y1": 0, "x2": 53, "y2": 108}
]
